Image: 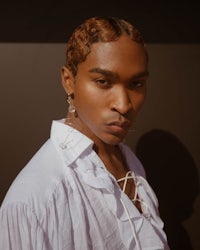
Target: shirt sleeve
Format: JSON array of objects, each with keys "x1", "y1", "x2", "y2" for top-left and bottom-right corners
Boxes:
[{"x1": 0, "y1": 203, "x2": 52, "y2": 250}]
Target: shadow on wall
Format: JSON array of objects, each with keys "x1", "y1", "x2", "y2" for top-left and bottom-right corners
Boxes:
[{"x1": 135, "y1": 129, "x2": 199, "y2": 250}]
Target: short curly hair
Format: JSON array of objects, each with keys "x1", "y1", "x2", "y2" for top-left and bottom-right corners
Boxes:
[{"x1": 65, "y1": 16, "x2": 145, "y2": 76}]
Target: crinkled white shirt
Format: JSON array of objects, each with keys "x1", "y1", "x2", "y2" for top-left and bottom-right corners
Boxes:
[{"x1": 0, "y1": 119, "x2": 169, "y2": 250}]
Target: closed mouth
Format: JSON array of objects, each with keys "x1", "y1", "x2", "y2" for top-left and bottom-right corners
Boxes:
[
  {"x1": 106, "y1": 120, "x2": 131, "y2": 133},
  {"x1": 107, "y1": 120, "x2": 130, "y2": 128}
]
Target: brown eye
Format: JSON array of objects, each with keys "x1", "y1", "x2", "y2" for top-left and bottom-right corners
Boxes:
[
  {"x1": 95, "y1": 78, "x2": 111, "y2": 88},
  {"x1": 130, "y1": 81, "x2": 144, "y2": 89},
  {"x1": 96, "y1": 79, "x2": 107, "y2": 85}
]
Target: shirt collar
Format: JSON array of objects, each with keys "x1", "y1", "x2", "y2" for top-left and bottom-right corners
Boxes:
[
  {"x1": 50, "y1": 119, "x2": 94, "y2": 165},
  {"x1": 50, "y1": 119, "x2": 145, "y2": 226}
]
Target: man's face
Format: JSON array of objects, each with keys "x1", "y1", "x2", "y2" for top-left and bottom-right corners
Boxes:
[{"x1": 70, "y1": 35, "x2": 148, "y2": 145}]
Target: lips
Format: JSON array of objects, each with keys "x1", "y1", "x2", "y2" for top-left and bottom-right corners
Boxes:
[{"x1": 106, "y1": 120, "x2": 130, "y2": 134}]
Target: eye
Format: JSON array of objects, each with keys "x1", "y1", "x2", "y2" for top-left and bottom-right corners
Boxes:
[
  {"x1": 95, "y1": 78, "x2": 111, "y2": 88},
  {"x1": 129, "y1": 80, "x2": 145, "y2": 89}
]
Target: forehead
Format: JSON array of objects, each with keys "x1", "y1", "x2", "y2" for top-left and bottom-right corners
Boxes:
[{"x1": 78, "y1": 35, "x2": 148, "y2": 75}]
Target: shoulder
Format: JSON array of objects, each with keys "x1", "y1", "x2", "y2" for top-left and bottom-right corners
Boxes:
[{"x1": 1, "y1": 139, "x2": 69, "y2": 215}]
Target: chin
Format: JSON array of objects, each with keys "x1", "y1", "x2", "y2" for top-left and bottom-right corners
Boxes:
[{"x1": 103, "y1": 135, "x2": 125, "y2": 145}]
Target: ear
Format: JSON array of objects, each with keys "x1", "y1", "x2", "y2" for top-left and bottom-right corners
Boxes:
[{"x1": 61, "y1": 66, "x2": 75, "y2": 95}]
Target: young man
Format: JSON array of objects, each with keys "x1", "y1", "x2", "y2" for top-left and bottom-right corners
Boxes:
[{"x1": 0, "y1": 17, "x2": 170, "y2": 249}]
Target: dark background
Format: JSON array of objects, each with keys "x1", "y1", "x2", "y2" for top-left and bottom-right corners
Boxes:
[
  {"x1": 0, "y1": 1, "x2": 200, "y2": 43},
  {"x1": 0, "y1": 1, "x2": 200, "y2": 249}
]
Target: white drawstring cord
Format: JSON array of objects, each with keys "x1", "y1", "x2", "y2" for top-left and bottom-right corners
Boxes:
[
  {"x1": 117, "y1": 171, "x2": 152, "y2": 249},
  {"x1": 117, "y1": 171, "x2": 133, "y2": 193},
  {"x1": 117, "y1": 171, "x2": 139, "y2": 204},
  {"x1": 120, "y1": 198, "x2": 141, "y2": 250}
]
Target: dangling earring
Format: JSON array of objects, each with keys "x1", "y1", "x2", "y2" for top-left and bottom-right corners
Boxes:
[{"x1": 67, "y1": 93, "x2": 76, "y2": 114}]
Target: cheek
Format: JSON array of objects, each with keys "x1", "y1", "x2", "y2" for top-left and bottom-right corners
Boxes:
[
  {"x1": 132, "y1": 92, "x2": 146, "y2": 112},
  {"x1": 74, "y1": 84, "x2": 101, "y2": 118},
  {"x1": 74, "y1": 83, "x2": 91, "y2": 107}
]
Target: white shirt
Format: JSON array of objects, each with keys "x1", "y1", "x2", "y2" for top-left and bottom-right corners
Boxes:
[{"x1": 0, "y1": 119, "x2": 169, "y2": 250}]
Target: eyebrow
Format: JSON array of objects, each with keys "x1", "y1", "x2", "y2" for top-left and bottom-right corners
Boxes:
[
  {"x1": 133, "y1": 71, "x2": 149, "y2": 78},
  {"x1": 89, "y1": 68, "x2": 119, "y2": 80},
  {"x1": 88, "y1": 67, "x2": 149, "y2": 80}
]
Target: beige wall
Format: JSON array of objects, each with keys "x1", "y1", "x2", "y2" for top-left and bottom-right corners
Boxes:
[{"x1": 0, "y1": 44, "x2": 199, "y2": 249}]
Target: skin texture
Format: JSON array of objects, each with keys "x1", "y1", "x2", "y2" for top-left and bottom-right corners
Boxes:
[{"x1": 62, "y1": 34, "x2": 148, "y2": 186}]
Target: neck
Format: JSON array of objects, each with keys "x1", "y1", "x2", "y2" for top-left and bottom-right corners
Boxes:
[
  {"x1": 94, "y1": 142, "x2": 129, "y2": 180},
  {"x1": 65, "y1": 113, "x2": 129, "y2": 179}
]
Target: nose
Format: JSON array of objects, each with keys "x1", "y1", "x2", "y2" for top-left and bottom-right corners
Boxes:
[{"x1": 110, "y1": 86, "x2": 132, "y2": 115}]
